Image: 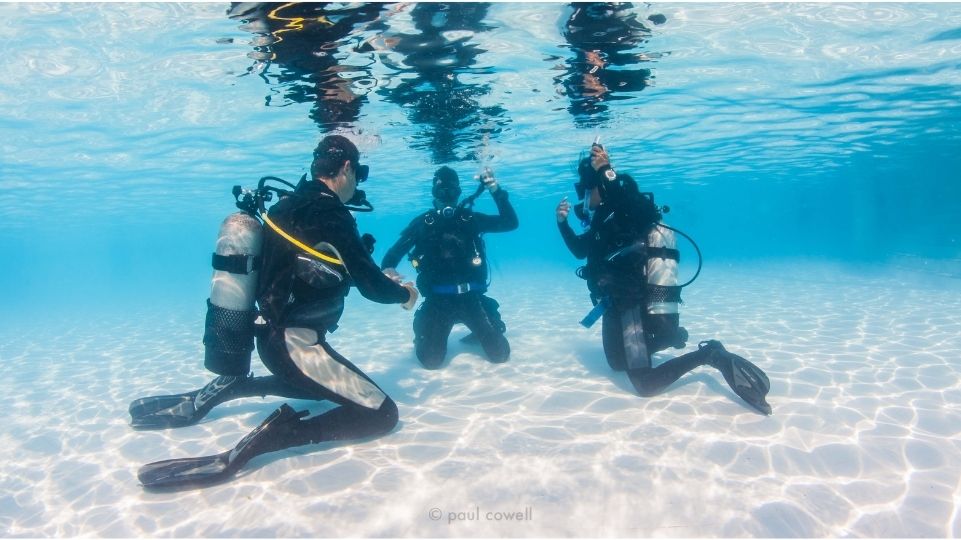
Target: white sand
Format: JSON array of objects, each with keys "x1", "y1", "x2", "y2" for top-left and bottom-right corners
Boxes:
[{"x1": 1, "y1": 262, "x2": 959, "y2": 537}]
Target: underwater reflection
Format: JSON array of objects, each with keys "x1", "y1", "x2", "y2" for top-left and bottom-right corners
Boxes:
[
  {"x1": 555, "y1": 2, "x2": 664, "y2": 127},
  {"x1": 228, "y1": 2, "x2": 388, "y2": 132},
  {"x1": 360, "y1": 2, "x2": 509, "y2": 163}
]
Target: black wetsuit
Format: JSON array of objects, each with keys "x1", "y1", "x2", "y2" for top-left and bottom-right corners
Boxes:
[
  {"x1": 381, "y1": 189, "x2": 518, "y2": 368},
  {"x1": 234, "y1": 178, "x2": 411, "y2": 445},
  {"x1": 559, "y1": 189, "x2": 698, "y2": 397}
]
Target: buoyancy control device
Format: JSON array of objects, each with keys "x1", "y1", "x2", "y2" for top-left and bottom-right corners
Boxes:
[
  {"x1": 202, "y1": 175, "x2": 369, "y2": 376},
  {"x1": 407, "y1": 176, "x2": 492, "y2": 294}
]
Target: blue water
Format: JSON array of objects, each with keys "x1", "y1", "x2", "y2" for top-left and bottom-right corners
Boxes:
[
  {"x1": 2, "y1": 2, "x2": 959, "y2": 324},
  {"x1": 2, "y1": 4, "x2": 961, "y2": 536}
]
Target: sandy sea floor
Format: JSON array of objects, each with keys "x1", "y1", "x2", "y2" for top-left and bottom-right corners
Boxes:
[{"x1": 1, "y1": 262, "x2": 959, "y2": 537}]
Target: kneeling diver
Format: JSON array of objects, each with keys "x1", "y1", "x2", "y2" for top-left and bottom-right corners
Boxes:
[
  {"x1": 380, "y1": 165, "x2": 517, "y2": 368},
  {"x1": 555, "y1": 140, "x2": 772, "y2": 414},
  {"x1": 129, "y1": 135, "x2": 418, "y2": 490}
]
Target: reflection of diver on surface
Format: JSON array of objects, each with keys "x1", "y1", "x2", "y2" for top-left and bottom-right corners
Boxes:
[
  {"x1": 130, "y1": 135, "x2": 419, "y2": 490},
  {"x1": 557, "y1": 2, "x2": 663, "y2": 125},
  {"x1": 380, "y1": 166, "x2": 518, "y2": 369},
  {"x1": 227, "y1": 2, "x2": 388, "y2": 131},
  {"x1": 362, "y1": 2, "x2": 507, "y2": 163},
  {"x1": 555, "y1": 140, "x2": 772, "y2": 415}
]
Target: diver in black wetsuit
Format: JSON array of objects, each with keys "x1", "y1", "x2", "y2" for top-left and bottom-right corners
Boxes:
[
  {"x1": 380, "y1": 166, "x2": 518, "y2": 369},
  {"x1": 129, "y1": 135, "x2": 419, "y2": 489},
  {"x1": 556, "y1": 143, "x2": 772, "y2": 414}
]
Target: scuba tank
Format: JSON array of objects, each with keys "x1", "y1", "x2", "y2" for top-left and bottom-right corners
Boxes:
[
  {"x1": 646, "y1": 223, "x2": 678, "y2": 316},
  {"x1": 643, "y1": 221, "x2": 688, "y2": 352},
  {"x1": 644, "y1": 210, "x2": 703, "y2": 352},
  {"x1": 203, "y1": 211, "x2": 263, "y2": 376}
]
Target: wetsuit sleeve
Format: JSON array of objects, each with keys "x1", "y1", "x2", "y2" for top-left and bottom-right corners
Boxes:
[
  {"x1": 380, "y1": 218, "x2": 420, "y2": 270},
  {"x1": 558, "y1": 220, "x2": 589, "y2": 259},
  {"x1": 305, "y1": 208, "x2": 411, "y2": 305},
  {"x1": 472, "y1": 189, "x2": 519, "y2": 233}
]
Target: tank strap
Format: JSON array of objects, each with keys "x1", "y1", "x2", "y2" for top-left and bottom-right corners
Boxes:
[
  {"x1": 606, "y1": 242, "x2": 679, "y2": 263},
  {"x1": 647, "y1": 246, "x2": 680, "y2": 261},
  {"x1": 212, "y1": 253, "x2": 262, "y2": 275}
]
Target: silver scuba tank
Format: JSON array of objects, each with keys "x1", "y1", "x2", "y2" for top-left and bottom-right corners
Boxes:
[
  {"x1": 203, "y1": 211, "x2": 263, "y2": 376},
  {"x1": 646, "y1": 223, "x2": 678, "y2": 315}
]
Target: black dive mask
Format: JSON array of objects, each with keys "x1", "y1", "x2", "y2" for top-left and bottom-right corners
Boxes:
[
  {"x1": 576, "y1": 156, "x2": 602, "y2": 192},
  {"x1": 432, "y1": 184, "x2": 461, "y2": 205},
  {"x1": 344, "y1": 162, "x2": 372, "y2": 211},
  {"x1": 355, "y1": 163, "x2": 369, "y2": 183}
]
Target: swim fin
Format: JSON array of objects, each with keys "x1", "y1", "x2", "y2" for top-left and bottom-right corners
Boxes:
[
  {"x1": 701, "y1": 340, "x2": 772, "y2": 415},
  {"x1": 129, "y1": 374, "x2": 249, "y2": 430},
  {"x1": 138, "y1": 403, "x2": 308, "y2": 491}
]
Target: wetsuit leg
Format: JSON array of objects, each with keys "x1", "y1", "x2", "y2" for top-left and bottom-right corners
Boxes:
[
  {"x1": 256, "y1": 325, "x2": 399, "y2": 444},
  {"x1": 601, "y1": 308, "x2": 627, "y2": 371},
  {"x1": 137, "y1": 325, "x2": 398, "y2": 490},
  {"x1": 605, "y1": 300, "x2": 701, "y2": 397},
  {"x1": 461, "y1": 294, "x2": 510, "y2": 364},
  {"x1": 627, "y1": 353, "x2": 707, "y2": 397},
  {"x1": 624, "y1": 341, "x2": 772, "y2": 413},
  {"x1": 620, "y1": 303, "x2": 651, "y2": 370},
  {"x1": 412, "y1": 297, "x2": 455, "y2": 369}
]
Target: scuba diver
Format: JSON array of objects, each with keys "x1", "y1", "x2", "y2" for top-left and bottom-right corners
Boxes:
[
  {"x1": 380, "y1": 166, "x2": 518, "y2": 369},
  {"x1": 128, "y1": 135, "x2": 418, "y2": 490},
  {"x1": 555, "y1": 141, "x2": 772, "y2": 415}
]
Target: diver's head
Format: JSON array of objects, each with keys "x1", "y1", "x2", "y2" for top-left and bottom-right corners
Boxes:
[
  {"x1": 311, "y1": 135, "x2": 369, "y2": 203},
  {"x1": 431, "y1": 166, "x2": 461, "y2": 209}
]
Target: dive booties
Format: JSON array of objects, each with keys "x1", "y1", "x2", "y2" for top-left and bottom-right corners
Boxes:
[
  {"x1": 129, "y1": 374, "x2": 250, "y2": 430},
  {"x1": 138, "y1": 403, "x2": 309, "y2": 490},
  {"x1": 700, "y1": 340, "x2": 772, "y2": 415}
]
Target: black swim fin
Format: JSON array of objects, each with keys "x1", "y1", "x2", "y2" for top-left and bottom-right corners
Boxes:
[
  {"x1": 129, "y1": 374, "x2": 249, "y2": 430},
  {"x1": 702, "y1": 340, "x2": 772, "y2": 415},
  {"x1": 138, "y1": 403, "x2": 308, "y2": 491}
]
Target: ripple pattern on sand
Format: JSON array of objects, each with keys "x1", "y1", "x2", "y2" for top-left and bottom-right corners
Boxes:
[{"x1": 1, "y1": 263, "x2": 959, "y2": 536}]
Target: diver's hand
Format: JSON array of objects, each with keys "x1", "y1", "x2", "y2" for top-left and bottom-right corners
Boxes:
[
  {"x1": 590, "y1": 144, "x2": 610, "y2": 171},
  {"x1": 383, "y1": 267, "x2": 405, "y2": 284},
  {"x1": 480, "y1": 167, "x2": 498, "y2": 193},
  {"x1": 401, "y1": 282, "x2": 419, "y2": 311},
  {"x1": 556, "y1": 197, "x2": 570, "y2": 223}
]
